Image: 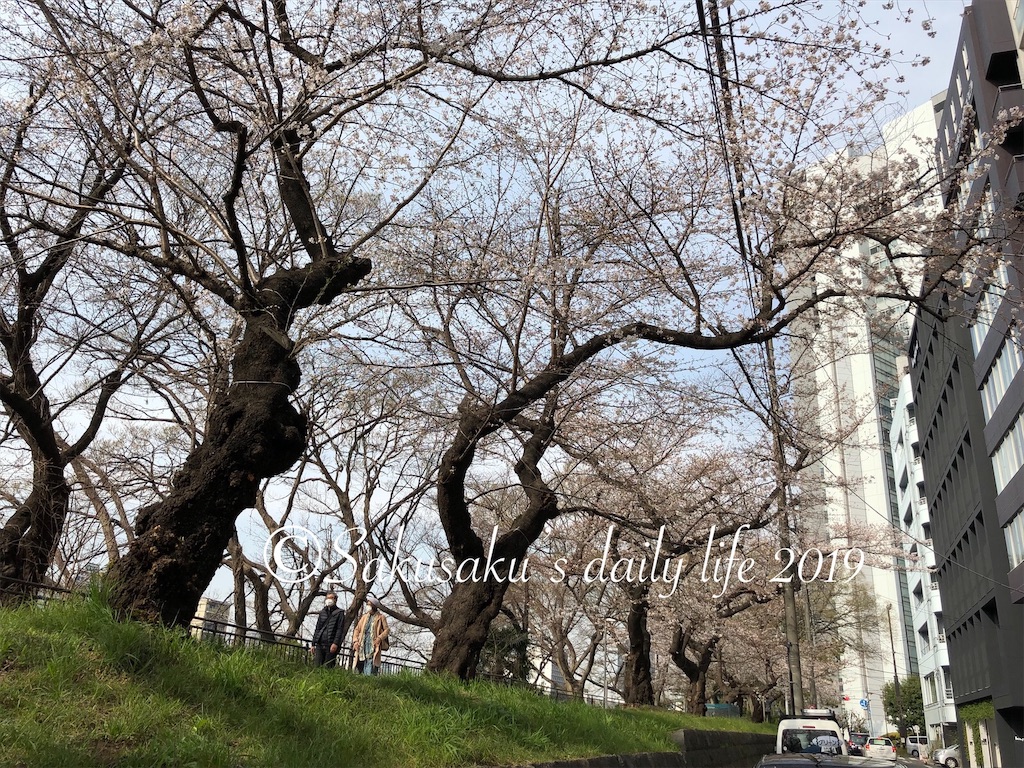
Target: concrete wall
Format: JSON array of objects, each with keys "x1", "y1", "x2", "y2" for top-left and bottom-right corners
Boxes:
[
  {"x1": 521, "y1": 729, "x2": 775, "y2": 768},
  {"x1": 669, "y1": 729, "x2": 775, "y2": 768}
]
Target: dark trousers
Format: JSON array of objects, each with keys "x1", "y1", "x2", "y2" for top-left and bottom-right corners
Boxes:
[{"x1": 313, "y1": 646, "x2": 339, "y2": 667}]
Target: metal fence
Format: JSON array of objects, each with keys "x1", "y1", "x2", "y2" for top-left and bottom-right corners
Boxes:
[
  {"x1": 706, "y1": 702, "x2": 742, "y2": 718},
  {"x1": 188, "y1": 615, "x2": 426, "y2": 675},
  {"x1": 0, "y1": 574, "x2": 75, "y2": 604}
]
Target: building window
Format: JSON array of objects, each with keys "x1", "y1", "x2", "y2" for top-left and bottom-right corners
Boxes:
[
  {"x1": 981, "y1": 331, "x2": 1023, "y2": 420},
  {"x1": 992, "y1": 408, "x2": 1024, "y2": 493},
  {"x1": 941, "y1": 665, "x2": 954, "y2": 700},
  {"x1": 1006, "y1": 506, "x2": 1024, "y2": 569},
  {"x1": 975, "y1": 184, "x2": 995, "y2": 241},
  {"x1": 924, "y1": 672, "x2": 938, "y2": 705},
  {"x1": 970, "y1": 263, "x2": 1010, "y2": 355},
  {"x1": 971, "y1": 285, "x2": 1000, "y2": 353}
]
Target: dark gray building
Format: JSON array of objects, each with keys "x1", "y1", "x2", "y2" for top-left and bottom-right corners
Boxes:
[{"x1": 911, "y1": 1, "x2": 1024, "y2": 765}]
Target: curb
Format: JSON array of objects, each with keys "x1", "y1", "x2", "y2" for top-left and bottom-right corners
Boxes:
[{"x1": 516, "y1": 753, "x2": 684, "y2": 768}]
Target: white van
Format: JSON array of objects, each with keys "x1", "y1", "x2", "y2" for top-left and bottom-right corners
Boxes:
[
  {"x1": 907, "y1": 735, "x2": 931, "y2": 758},
  {"x1": 776, "y1": 710, "x2": 847, "y2": 756}
]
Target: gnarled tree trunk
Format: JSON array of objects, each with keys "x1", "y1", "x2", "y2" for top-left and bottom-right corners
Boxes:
[
  {"x1": 427, "y1": 397, "x2": 556, "y2": 678},
  {"x1": 105, "y1": 113, "x2": 371, "y2": 625},
  {"x1": 108, "y1": 315, "x2": 305, "y2": 624},
  {"x1": 622, "y1": 582, "x2": 655, "y2": 706},
  {"x1": 108, "y1": 250, "x2": 367, "y2": 624},
  {"x1": 669, "y1": 624, "x2": 719, "y2": 716},
  {"x1": 0, "y1": 462, "x2": 70, "y2": 602},
  {"x1": 429, "y1": 577, "x2": 512, "y2": 679}
]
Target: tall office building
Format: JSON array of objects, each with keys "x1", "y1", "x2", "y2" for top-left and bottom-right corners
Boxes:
[
  {"x1": 910, "y1": 1, "x2": 1024, "y2": 765},
  {"x1": 789, "y1": 100, "x2": 943, "y2": 737}
]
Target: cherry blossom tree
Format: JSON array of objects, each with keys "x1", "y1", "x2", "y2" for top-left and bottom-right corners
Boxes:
[
  {"x1": 2, "y1": 0, "x2": 985, "y2": 645},
  {"x1": 0, "y1": 59, "x2": 190, "y2": 599}
]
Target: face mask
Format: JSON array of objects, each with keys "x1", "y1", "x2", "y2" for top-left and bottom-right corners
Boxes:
[{"x1": 325, "y1": 599, "x2": 336, "y2": 607}]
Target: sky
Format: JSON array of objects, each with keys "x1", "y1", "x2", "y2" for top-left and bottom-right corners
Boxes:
[{"x1": 880, "y1": 0, "x2": 968, "y2": 110}]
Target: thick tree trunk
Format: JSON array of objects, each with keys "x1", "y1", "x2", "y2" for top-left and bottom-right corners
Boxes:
[
  {"x1": 687, "y1": 670, "x2": 711, "y2": 716},
  {"x1": 752, "y1": 695, "x2": 766, "y2": 723},
  {"x1": 427, "y1": 577, "x2": 510, "y2": 678},
  {"x1": 429, "y1": 394, "x2": 557, "y2": 680},
  {"x1": 0, "y1": 461, "x2": 71, "y2": 603},
  {"x1": 622, "y1": 582, "x2": 655, "y2": 706},
  {"x1": 669, "y1": 624, "x2": 719, "y2": 717},
  {"x1": 107, "y1": 315, "x2": 306, "y2": 625},
  {"x1": 228, "y1": 535, "x2": 247, "y2": 646},
  {"x1": 245, "y1": 567, "x2": 274, "y2": 640}
]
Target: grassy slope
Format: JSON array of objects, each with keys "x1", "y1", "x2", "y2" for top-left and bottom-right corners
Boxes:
[{"x1": 0, "y1": 595, "x2": 772, "y2": 768}]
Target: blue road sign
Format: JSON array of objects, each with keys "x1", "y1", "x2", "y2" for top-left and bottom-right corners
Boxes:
[{"x1": 859, "y1": 698, "x2": 869, "y2": 709}]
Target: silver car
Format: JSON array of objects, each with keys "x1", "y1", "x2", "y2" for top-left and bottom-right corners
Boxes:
[{"x1": 933, "y1": 744, "x2": 961, "y2": 768}]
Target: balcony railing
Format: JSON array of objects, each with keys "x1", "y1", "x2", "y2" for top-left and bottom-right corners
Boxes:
[
  {"x1": 1003, "y1": 154, "x2": 1024, "y2": 214},
  {"x1": 993, "y1": 82, "x2": 1024, "y2": 120}
]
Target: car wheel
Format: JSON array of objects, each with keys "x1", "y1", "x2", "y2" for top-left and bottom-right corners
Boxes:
[
  {"x1": 912, "y1": 750, "x2": 919, "y2": 758},
  {"x1": 944, "y1": 758, "x2": 959, "y2": 768}
]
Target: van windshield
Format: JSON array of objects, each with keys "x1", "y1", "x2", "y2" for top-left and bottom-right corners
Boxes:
[{"x1": 781, "y1": 729, "x2": 844, "y2": 755}]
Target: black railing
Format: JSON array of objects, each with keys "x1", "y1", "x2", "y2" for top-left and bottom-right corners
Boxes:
[
  {"x1": 187, "y1": 616, "x2": 430, "y2": 675},
  {"x1": 188, "y1": 617, "x2": 312, "y2": 665},
  {"x1": 0, "y1": 574, "x2": 75, "y2": 605}
]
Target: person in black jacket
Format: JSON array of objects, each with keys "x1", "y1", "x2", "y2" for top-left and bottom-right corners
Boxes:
[{"x1": 309, "y1": 592, "x2": 346, "y2": 667}]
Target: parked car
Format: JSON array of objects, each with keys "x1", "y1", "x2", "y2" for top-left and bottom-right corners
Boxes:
[
  {"x1": 776, "y1": 709, "x2": 847, "y2": 756},
  {"x1": 907, "y1": 734, "x2": 931, "y2": 759},
  {"x1": 863, "y1": 737, "x2": 897, "y2": 761},
  {"x1": 848, "y1": 733, "x2": 870, "y2": 756},
  {"x1": 933, "y1": 744, "x2": 961, "y2": 768}
]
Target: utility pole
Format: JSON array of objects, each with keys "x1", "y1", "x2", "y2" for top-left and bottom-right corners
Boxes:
[
  {"x1": 700, "y1": 0, "x2": 806, "y2": 715},
  {"x1": 886, "y1": 604, "x2": 904, "y2": 744},
  {"x1": 803, "y1": 583, "x2": 819, "y2": 708},
  {"x1": 768, "y1": 338, "x2": 804, "y2": 715}
]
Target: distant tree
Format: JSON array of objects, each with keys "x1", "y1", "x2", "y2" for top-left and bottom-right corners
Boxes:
[
  {"x1": 478, "y1": 614, "x2": 529, "y2": 683},
  {"x1": 0, "y1": 72, "x2": 186, "y2": 599},
  {"x1": 883, "y1": 675, "x2": 925, "y2": 736}
]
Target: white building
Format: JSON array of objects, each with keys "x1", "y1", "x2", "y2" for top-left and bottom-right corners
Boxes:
[
  {"x1": 190, "y1": 596, "x2": 231, "y2": 641},
  {"x1": 889, "y1": 373, "x2": 958, "y2": 748},
  {"x1": 789, "y1": 96, "x2": 947, "y2": 736}
]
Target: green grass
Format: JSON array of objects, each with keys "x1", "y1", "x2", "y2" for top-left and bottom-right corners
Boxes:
[{"x1": 0, "y1": 594, "x2": 772, "y2": 767}]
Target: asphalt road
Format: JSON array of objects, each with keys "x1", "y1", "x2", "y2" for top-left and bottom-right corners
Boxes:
[{"x1": 899, "y1": 757, "x2": 936, "y2": 768}]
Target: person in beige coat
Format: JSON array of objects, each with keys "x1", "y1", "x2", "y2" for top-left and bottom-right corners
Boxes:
[{"x1": 351, "y1": 596, "x2": 390, "y2": 675}]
